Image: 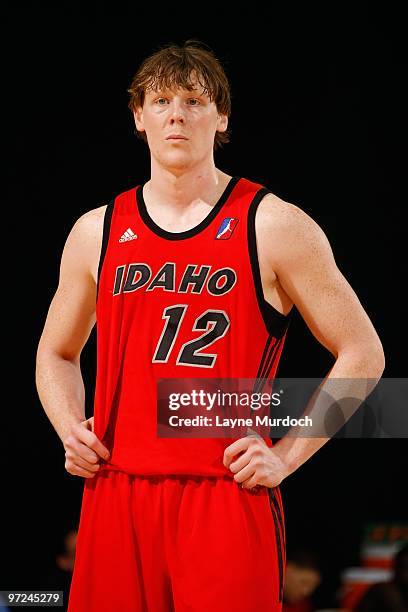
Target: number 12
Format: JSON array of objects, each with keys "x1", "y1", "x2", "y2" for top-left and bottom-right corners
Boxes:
[{"x1": 152, "y1": 304, "x2": 230, "y2": 368}]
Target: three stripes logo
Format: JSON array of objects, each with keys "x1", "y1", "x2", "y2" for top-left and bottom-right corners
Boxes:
[
  {"x1": 215, "y1": 217, "x2": 239, "y2": 240},
  {"x1": 119, "y1": 227, "x2": 138, "y2": 242}
]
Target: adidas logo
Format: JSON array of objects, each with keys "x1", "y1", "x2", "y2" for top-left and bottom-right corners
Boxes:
[{"x1": 119, "y1": 227, "x2": 138, "y2": 242}]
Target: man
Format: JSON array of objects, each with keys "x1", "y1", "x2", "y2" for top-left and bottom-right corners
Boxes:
[
  {"x1": 35, "y1": 40, "x2": 385, "y2": 611},
  {"x1": 355, "y1": 544, "x2": 408, "y2": 611},
  {"x1": 283, "y1": 549, "x2": 322, "y2": 612},
  {"x1": 44, "y1": 528, "x2": 78, "y2": 612}
]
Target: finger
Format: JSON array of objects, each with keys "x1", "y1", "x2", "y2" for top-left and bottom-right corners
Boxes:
[
  {"x1": 72, "y1": 465, "x2": 97, "y2": 478},
  {"x1": 229, "y1": 450, "x2": 251, "y2": 474},
  {"x1": 241, "y1": 474, "x2": 259, "y2": 489},
  {"x1": 223, "y1": 437, "x2": 252, "y2": 468},
  {"x1": 83, "y1": 416, "x2": 95, "y2": 433},
  {"x1": 75, "y1": 426, "x2": 110, "y2": 460},
  {"x1": 89, "y1": 436, "x2": 110, "y2": 460},
  {"x1": 75, "y1": 441, "x2": 101, "y2": 465},
  {"x1": 65, "y1": 446, "x2": 100, "y2": 471},
  {"x1": 74, "y1": 455, "x2": 101, "y2": 472},
  {"x1": 65, "y1": 461, "x2": 97, "y2": 479},
  {"x1": 233, "y1": 463, "x2": 257, "y2": 484}
]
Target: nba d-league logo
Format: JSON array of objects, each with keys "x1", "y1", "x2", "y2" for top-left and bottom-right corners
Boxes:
[{"x1": 215, "y1": 218, "x2": 239, "y2": 240}]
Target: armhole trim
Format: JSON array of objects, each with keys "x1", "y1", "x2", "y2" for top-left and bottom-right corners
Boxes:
[
  {"x1": 247, "y1": 187, "x2": 293, "y2": 338},
  {"x1": 96, "y1": 198, "x2": 115, "y2": 302}
]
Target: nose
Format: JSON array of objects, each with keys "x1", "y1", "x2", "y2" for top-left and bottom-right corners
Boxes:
[{"x1": 169, "y1": 99, "x2": 185, "y2": 124}]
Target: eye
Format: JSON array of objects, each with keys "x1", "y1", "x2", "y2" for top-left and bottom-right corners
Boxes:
[
  {"x1": 155, "y1": 98, "x2": 168, "y2": 105},
  {"x1": 187, "y1": 98, "x2": 200, "y2": 105}
]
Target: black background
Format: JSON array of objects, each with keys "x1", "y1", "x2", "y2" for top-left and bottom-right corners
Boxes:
[{"x1": 4, "y1": 2, "x2": 406, "y2": 608}]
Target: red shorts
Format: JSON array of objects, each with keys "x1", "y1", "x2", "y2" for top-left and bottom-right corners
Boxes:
[{"x1": 68, "y1": 470, "x2": 285, "y2": 611}]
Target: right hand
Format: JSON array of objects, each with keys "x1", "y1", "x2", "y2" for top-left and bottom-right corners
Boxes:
[{"x1": 63, "y1": 417, "x2": 110, "y2": 478}]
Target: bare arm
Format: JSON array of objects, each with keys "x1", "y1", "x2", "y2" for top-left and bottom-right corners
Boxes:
[
  {"x1": 260, "y1": 197, "x2": 385, "y2": 367},
  {"x1": 224, "y1": 197, "x2": 385, "y2": 487},
  {"x1": 35, "y1": 207, "x2": 110, "y2": 478},
  {"x1": 262, "y1": 198, "x2": 385, "y2": 472}
]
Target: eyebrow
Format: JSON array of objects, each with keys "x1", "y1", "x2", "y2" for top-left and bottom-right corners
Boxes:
[{"x1": 149, "y1": 88, "x2": 206, "y2": 97}]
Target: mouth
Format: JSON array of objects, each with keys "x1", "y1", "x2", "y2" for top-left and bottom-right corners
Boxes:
[{"x1": 166, "y1": 136, "x2": 188, "y2": 140}]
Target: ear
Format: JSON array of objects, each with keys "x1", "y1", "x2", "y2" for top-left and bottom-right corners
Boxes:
[
  {"x1": 216, "y1": 113, "x2": 228, "y2": 133},
  {"x1": 133, "y1": 107, "x2": 145, "y2": 133}
]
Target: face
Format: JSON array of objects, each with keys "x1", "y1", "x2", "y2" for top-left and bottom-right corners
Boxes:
[
  {"x1": 133, "y1": 73, "x2": 228, "y2": 172},
  {"x1": 56, "y1": 530, "x2": 77, "y2": 573},
  {"x1": 284, "y1": 563, "x2": 321, "y2": 603}
]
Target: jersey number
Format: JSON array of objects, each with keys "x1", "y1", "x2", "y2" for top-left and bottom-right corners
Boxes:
[{"x1": 152, "y1": 305, "x2": 230, "y2": 368}]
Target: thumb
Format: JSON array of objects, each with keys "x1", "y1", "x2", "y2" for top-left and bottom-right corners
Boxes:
[{"x1": 83, "y1": 416, "x2": 95, "y2": 433}]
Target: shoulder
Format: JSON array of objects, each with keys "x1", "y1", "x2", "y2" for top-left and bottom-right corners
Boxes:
[
  {"x1": 71, "y1": 204, "x2": 108, "y2": 236},
  {"x1": 65, "y1": 204, "x2": 108, "y2": 252},
  {"x1": 256, "y1": 192, "x2": 334, "y2": 270},
  {"x1": 256, "y1": 192, "x2": 324, "y2": 237},
  {"x1": 61, "y1": 205, "x2": 108, "y2": 281}
]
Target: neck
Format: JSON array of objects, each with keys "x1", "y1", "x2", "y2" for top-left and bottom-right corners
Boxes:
[{"x1": 145, "y1": 161, "x2": 231, "y2": 209}]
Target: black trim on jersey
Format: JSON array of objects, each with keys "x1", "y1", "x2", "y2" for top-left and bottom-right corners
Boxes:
[
  {"x1": 96, "y1": 198, "x2": 115, "y2": 301},
  {"x1": 247, "y1": 187, "x2": 293, "y2": 337},
  {"x1": 256, "y1": 334, "x2": 274, "y2": 379},
  {"x1": 269, "y1": 495, "x2": 284, "y2": 602},
  {"x1": 252, "y1": 335, "x2": 283, "y2": 395},
  {"x1": 258, "y1": 336, "x2": 282, "y2": 380},
  {"x1": 136, "y1": 176, "x2": 240, "y2": 240},
  {"x1": 271, "y1": 490, "x2": 286, "y2": 550}
]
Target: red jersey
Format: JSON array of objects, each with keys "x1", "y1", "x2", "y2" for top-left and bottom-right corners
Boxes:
[{"x1": 94, "y1": 176, "x2": 292, "y2": 477}]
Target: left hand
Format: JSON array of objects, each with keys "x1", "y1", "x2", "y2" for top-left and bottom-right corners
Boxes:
[{"x1": 223, "y1": 435, "x2": 291, "y2": 489}]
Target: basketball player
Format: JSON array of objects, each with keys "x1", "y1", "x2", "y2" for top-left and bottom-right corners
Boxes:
[{"x1": 35, "y1": 40, "x2": 385, "y2": 611}]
